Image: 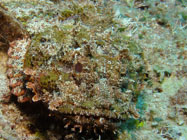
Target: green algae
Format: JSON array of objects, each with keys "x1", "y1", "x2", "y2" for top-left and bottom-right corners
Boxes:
[
  {"x1": 39, "y1": 71, "x2": 58, "y2": 87},
  {"x1": 81, "y1": 101, "x2": 96, "y2": 109},
  {"x1": 59, "y1": 72, "x2": 70, "y2": 82},
  {"x1": 59, "y1": 9, "x2": 74, "y2": 21},
  {"x1": 34, "y1": 131, "x2": 47, "y2": 140}
]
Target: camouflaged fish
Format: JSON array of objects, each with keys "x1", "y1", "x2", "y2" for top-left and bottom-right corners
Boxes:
[{"x1": 1, "y1": 1, "x2": 146, "y2": 133}]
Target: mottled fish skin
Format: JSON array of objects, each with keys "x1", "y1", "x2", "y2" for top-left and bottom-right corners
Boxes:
[
  {"x1": 3, "y1": 1, "x2": 146, "y2": 135},
  {"x1": 7, "y1": 36, "x2": 31, "y2": 102}
]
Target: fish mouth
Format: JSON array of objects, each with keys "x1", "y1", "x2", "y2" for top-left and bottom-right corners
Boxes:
[
  {"x1": 51, "y1": 106, "x2": 125, "y2": 131},
  {"x1": 54, "y1": 104, "x2": 128, "y2": 121}
]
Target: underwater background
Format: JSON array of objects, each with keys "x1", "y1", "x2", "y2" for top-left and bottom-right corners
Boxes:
[{"x1": 0, "y1": 0, "x2": 186, "y2": 140}]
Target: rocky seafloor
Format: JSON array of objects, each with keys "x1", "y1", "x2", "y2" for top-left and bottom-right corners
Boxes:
[{"x1": 0, "y1": 0, "x2": 186, "y2": 140}]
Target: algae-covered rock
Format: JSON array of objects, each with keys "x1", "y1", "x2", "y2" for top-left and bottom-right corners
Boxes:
[
  {"x1": 0, "y1": 3, "x2": 29, "y2": 102},
  {"x1": 0, "y1": 4, "x2": 27, "y2": 42}
]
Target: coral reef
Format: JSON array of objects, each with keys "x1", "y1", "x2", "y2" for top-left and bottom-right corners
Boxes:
[{"x1": 0, "y1": 0, "x2": 186, "y2": 139}]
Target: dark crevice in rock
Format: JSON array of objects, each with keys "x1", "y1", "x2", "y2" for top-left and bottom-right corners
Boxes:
[{"x1": 0, "y1": 5, "x2": 28, "y2": 51}]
